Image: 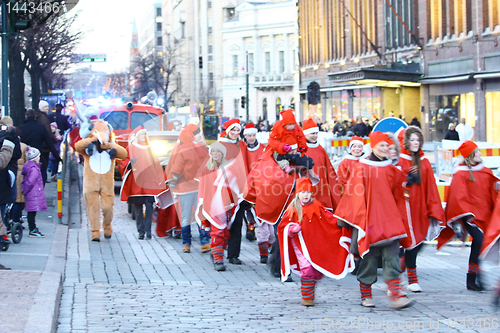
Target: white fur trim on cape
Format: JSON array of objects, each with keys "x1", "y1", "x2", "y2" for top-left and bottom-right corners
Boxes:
[
  {"x1": 303, "y1": 127, "x2": 319, "y2": 135},
  {"x1": 289, "y1": 143, "x2": 298, "y2": 150},
  {"x1": 246, "y1": 142, "x2": 261, "y2": 151},
  {"x1": 343, "y1": 154, "x2": 361, "y2": 161},
  {"x1": 131, "y1": 141, "x2": 150, "y2": 149},
  {"x1": 359, "y1": 158, "x2": 392, "y2": 167},
  {"x1": 400, "y1": 153, "x2": 427, "y2": 161},
  {"x1": 306, "y1": 142, "x2": 319, "y2": 148},
  {"x1": 453, "y1": 163, "x2": 485, "y2": 173},
  {"x1": 218, "y1": 137, "x2": 237, "y2": 144}
]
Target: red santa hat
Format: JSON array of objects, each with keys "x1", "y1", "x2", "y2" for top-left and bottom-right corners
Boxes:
[
  {"x1": 243, "y1": 123, "x2": 258, "y2": 135},
  {"x1": 458, "y1": 140, "x2": 478, "y2": 158},
  {"x1": 184, "y1": 124, "x2": 200, "y2": 136},
  {"x1": 129, "y1": 126, "x2": 147, "y2": 143},
  {"x1": 224, "y1": 118, "x2": 241, "y2": 133},
  {"x1": 349, "y1": 136, "x2": 364, "y2": 150},
  {"x1": 296, "y1": 177, "x2": 313, "y2": 193},
  {"x1": 302, "y1": 118, "x2": 319, "y2": 135},
  {"x1": 279, "y1": 109, "x2": 297, "y2": 125},
  {"x1": 369, "y1": 131, "x2": 390, "y2": 148}
]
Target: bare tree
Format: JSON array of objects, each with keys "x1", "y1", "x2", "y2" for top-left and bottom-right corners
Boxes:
[{"x1": 103, "y1": 73, "x2": 128, "y2": 98}]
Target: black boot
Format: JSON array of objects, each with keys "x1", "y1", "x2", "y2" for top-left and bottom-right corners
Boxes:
[{"x1": 467, "y1": 273, "x2": 484, "y2": 291}]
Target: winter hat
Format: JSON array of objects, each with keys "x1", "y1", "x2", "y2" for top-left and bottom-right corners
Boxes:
[
  {"x1": 369, "y1": 131, "x2": 390, "y2": 148},
  {"x1": 38, "y1": 100, "x2": 49, "y2": 111},
  {"x1": 458, "y1": 140, "x2": 478, "y2": 158},
  {"x1": 279, "y1": 109, "x2": 296, "y2": 125},
  {"x1": 0, "y1": 116, "x2": 13, "y2": 126},
  {"x1": 223, "y1": 119, "x2": 241, "y2": 133},
  {"x1": 50, "y1": 122, "x2": 58, "y2": 129},
  {"x1": 296, "y1": 177, "x2": 313, "y2": 193},
  {"x1": 85, "y1": 107, "x2": 100, "y2": 120},
  {"x1": 243, "y1": 123, "x2": 258, "y2": 135},
  {"x1": 209, "y1": 141, "x2": 227, "y2": 158},
  {"x1": 26, "y1": 147, "x2": 40, "y2": 161},
  {"x1": 179, "y1": 128, "x2": 195, "y2": 144},
  {"x1": 349, "y1": 136, "x2": 364, "y2": 150},
  {"x1": 184, "y1": 124, "x2": 200, "y2": 136},
  {"x1": 302, "y1": 118, "x2": 319, "y2": 135}
]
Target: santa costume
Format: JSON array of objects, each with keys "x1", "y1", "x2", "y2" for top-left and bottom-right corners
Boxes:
[
  {"x1": 334, "y1": 131, "x2": 414, "y2": 309},
  {"x1": 278, "y1": 177, "x2": 353, "y2": 307},
  {"x1": 397, "y1": 126, "x2": 446, "y2": 293},
  {"x1": 337, "y1": 136, "x2": 364, "y2": 190},
  {"x1": 437, "y1": 140, "x2": 499, "y2": 291},
  {"x1": 120, "y1": 127, "x2": 166, "y2": 239},
  {"x1": 165, "y1": 124, "x2": 210, "y2": 253},
  {"x1": 218, "y1": 119, "x2": 250, "y2": 264},
  {"x1": 302, "y1": 118, "x2": 340, "y2": 210}
]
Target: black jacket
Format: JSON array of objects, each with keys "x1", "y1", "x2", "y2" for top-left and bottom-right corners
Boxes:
[
  {"x1": 49, "y1": 111, "x2": 70, "y2": 133},
  {"x1": 0, "y1": 131, "x2": 21, "y2": 204},
  {"x1": 444, "y1": 129, "x2": 460, "y2": 141},
  {"x1": 355, "y1": 123, "x2": 369, "y2": 137},
  {"x1": 19, "y1": 118, "x2": 60, "y2": 163}
]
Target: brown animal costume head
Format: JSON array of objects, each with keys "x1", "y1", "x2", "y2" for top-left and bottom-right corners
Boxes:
[{"x1": 89, "y1": 120, "x2": 115, "y2": 147}]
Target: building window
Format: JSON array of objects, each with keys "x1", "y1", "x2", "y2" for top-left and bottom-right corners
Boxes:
[
  {"x1": 181, "y1": 22, "x2": 185, "y2": 39},
  {"x1": 248, "y1": 53, "x2": 254, "y2": 74},
  {"x1": 385, "y1": 0, "x2": 416, "y2": 50},
  {"x1": 263, "y1": 98, "x2": 268, "y2": 120},
  {"x1": 279, "y1": 51, "x2": 285, "y2": 73},
  {"x1": 486, "y1": 92, "x2": 500, "y2": 142},
  {"x1": 226, "y1": 7, "x2": 236, "y2": 21},
  {"x1": 290, "y1": 97, "x2": 295, "y2": 110},
  {"x1": 208, "y1": 45, "x2": 213, "y2": 54},
  {"x1": 156, "y1": 7, "x2": 162, "y2": 16},
  {"x1": 208, "y1": 27, "x2": 212, "y2": 34},
  {"x1": 276, "y1": 97, "x2": 282, "y2": 119},
  {"x1": 157, "y1": 22, "x2": 162, "y2": 32},
  {"x1": 232, "y1": 55, "x2": 238, "y2": 76},
  {"x1": 265, "y1": 52, "x2": 270, "y2": 74},
  {"x1": 208, "y1": 1, "x2": 212, "y2": 9},
  {"x1": 209, "y1": 72, "x2": 214, "y2": 89},
  {"x1": 157, "y1": 37, "x2": 163, "y2": 46},
  {"x1": 234, "y1": 99, "x2": 239, "y2": 118}
]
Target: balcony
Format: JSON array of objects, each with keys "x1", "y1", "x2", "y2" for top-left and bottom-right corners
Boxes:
[{"x1": 252, "y1": 73, "x2": 294, "y2": 88}]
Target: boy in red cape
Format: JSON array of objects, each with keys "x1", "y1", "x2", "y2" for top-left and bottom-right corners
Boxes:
[
  {"x1": 165, "y1": 124, "x2": 210, "y2": 253},
  {"x1": 334, "y1": 131, "x2": 413, "y2": 309},
  {"x1": 438, "y1": 140, "x2": 499, "y2": 291},
  {"x1": 278, "y1": 177, "x2": 353, "y2": 307},
  {"x1": 337, "y1": 136, "x2": 364, "y2": 191},
  {"x1": 397, "y1": 126, "x2": 445, "y2": 293},
  {"x1": 302, "y1": 118, "x2": 340, "y2": 210}
]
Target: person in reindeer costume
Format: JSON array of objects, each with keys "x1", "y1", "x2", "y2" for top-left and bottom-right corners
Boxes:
[{"x1": 75, "y1": 119, "x2": 127, "y2": 242}]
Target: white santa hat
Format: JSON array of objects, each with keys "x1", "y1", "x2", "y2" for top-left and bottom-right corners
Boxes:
[{"x1": 243, "y1": 123, "x2": 257, "y2": 135}]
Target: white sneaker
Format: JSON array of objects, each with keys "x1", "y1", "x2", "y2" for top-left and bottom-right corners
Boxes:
[
  {"x1": 407, "y1": 283, "x2": 422, "y2": 293},
  {"x1": 361, "y1": 298, "x2": 375, "y2": 307},
  {"x1": 390, "y1": 296, "x2": 414, "y2": 309}
]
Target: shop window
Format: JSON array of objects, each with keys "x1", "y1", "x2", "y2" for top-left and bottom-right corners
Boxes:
[
  {"x1": 276, "y1": 97, "x2": 282, "y2": 119},
  {"x1": 263, "y1": 98, "x2": 268, "y2": 120},
  {"x1": 486, "y1": 92, "x2": 500, "y2": 142},
  {"x1": 234, "y1": 99, "x2": 239, "y2": 119}
]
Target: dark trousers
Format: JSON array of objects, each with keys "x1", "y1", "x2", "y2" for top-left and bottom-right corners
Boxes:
[
  {"x1": 12, "y1": 203, "x2": 24, "y2": 222},
  {"x1": 357, "y1": 240, "x2": 401, "y2": 285},
  {"x1": 134, "y1": 203, "x2": 153, "y2": 237},
  {"x1": 27, "y1": 211, "x2": 37, "y2": 231},
  {"x1": 404, "y1": 243, "x2": 423, "y2": 269},
  {"x1": 41, "y1": 152, "x2": 50, "y2": 186},
  {"x1": 464, "y1": 221, "x2": 483, "y2": 265},
  {"x1": 49, "y1": 160, "x2": 59, "y2": 177},
  {"x1": 227, "y1": 207, "x2": 245, "y2": 259}
]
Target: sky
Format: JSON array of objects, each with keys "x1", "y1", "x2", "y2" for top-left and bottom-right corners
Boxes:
[{"x1": 69, "y1": 0, "x2": 159, "y2": 74}]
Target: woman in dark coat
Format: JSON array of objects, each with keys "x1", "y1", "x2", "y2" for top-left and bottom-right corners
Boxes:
[{"x1": 444, "y1": 123, "x2": 460, "y2": 141}]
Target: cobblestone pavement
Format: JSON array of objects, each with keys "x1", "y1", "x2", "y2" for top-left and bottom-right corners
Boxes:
[{"x1": 57, "y1": 186, "x2": 500, "y2": 332}]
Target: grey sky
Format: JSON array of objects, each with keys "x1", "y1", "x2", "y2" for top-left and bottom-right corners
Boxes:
[{"x1": 70, "y1": 0, "x2": 157, "y2": 73}]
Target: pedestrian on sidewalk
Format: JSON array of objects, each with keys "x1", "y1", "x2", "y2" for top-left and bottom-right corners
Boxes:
[
  {"x1": 21, "y1": 147, "x2": 47, "y2": 238},
  {"x1": 47, "y1": 122, "x2": 63, "y2": 183},
  {"x1": 12, "y1": 135, "x2": 28, "y2": 225},
  {"x1": 165, "y1": 124, "x2": 209, "y2": 253},
  {"x1": 334, "y1": 131, "x2": 414, "y2": 309},
  {"x1": 278, "y1": 177, "x2": 352, "y2": 307},
  {"x1": 397, "y1": 126, "x2": 446, "y2": 293},
  {"x1": 120, "y1": 127, "x2": 166, "y2": 240},
  {"x1": 437, "y1": 140, "x2": 499, "y2": 291},
  {"x1": 0, "y1": 131, "x2": 16, "y2": 264}
]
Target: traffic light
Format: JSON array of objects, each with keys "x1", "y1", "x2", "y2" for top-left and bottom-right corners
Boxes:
[
  {"x1": 307, "y1": 81, "x2": 321, "y2": 105},
  {"x1": 199, "y1": 56, "x2": 203, "y2": 69},
  {"x1": 8, "y1": 1, "x2": 30, "y2": 33},
  {"x1": 241, "y1": 96, "x2": 246, "y2": 108}
]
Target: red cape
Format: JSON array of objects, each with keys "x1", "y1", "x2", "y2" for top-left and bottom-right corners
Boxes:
[
  {"x1": 306, "y1": 142, "x2": 341, "y2": 210},
  {"x1": 278, "y1": 200, "x2": 353, "y2": 281},
  {"x1": 481, "y1": 195, "x2": 500, "y2": 263},
  {"x1": 165, "y1": 141, "x2": 208, "y2": 194},
  {"x1": 240, "y1": 141, "x2": 265, "y2": 174},
  {"x1": 397, "y1": 153, "x2": 446, "y2": 249},
  {"x1": 155, "y1": 204, "x2": 180, "y2": 237},
  {"x1": 268, "y1": 121, "x2": 308, "y2": 155},
  {"x1": 337, "y1": 155, "x2": 360, "y2": 189},
  {"x1": 438, "y1": 164, "x2": 498, "y2": 249},
  {"x1": 333, "y1": 158, "x2": 408, "y2": 258}
]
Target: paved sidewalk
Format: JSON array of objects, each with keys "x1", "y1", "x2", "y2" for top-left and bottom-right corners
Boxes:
[{"x1": 55, "y1": 163, "x2": 500, "y2": 332}]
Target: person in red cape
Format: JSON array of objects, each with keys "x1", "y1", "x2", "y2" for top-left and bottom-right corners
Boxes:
[
  {"x1": 120, "y1": 127, "x2": 166, "y2": 239},
  {"x1": 268, "y1": 109, "x2": 313, "y2": 174},
  {"x1": 334, "y1": 131, "x2": 414, "y2": 309},
  {"x1": 337, "y1": 136, "x2": 364, "y2": 191},
  {"x1": 241, "y1": 123, "x2": 265, "y2": 242},
  {"x1": 397, "y1": 126, "x2": 446, "y2": 293},
  {"x1": 164, "y1": 124, "x2": 210, "y2": 253},
  {"x1": 437, "y1": 140, "x2": 499, "y2": 291},
  {"x1": 278, "y1": 177, "x2": 353, "y2": 307},
  {"x1": 196, "y1": 142, "x2": 243, "y2": 271},
  {"x1": 217, "y1": 118, "x2": 251, "y2": 265}
]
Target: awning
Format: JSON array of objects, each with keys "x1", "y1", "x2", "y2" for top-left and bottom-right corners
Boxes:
[
  {"x1": 419, "y1": 74, "x2": 473, "y2": 84},
  {"x1": 327, "y1": 67, "x2": 422, "y2": 88},
  {"x1": 474, "y1": 72, "x2": 500, "y2": 79}
]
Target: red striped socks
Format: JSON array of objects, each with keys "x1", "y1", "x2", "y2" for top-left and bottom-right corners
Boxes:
[
  {"x1": 387, "y1": 278, "x2": 404, "y2": 299},
  {"x1": 360, "y1": 283, "x2": 372, "y2": 299},
  {"x1": 258, "y1": 242, "x2": 269, "y2": 257},
  {"x1": 468, "y1": 262, "x2": 479, "y2": 274},
  {"x1": 212, "y1": 245, "x2": 224, "y2": 263},
  {"x1": 407, "y1": 267, "x2": 418, "y2": 284},
  {"x1": 301, "y1": 279, "x2": 315, "y2": 300}
]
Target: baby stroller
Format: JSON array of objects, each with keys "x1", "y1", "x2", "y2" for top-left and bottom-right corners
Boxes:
[{"x1": 4, "y1": 203, "x2": 24, "y2": 247}]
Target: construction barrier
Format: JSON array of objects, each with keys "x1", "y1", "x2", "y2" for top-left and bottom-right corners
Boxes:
[
  {"x1": 58, "y1": 179, "x2": 63, "y2": 219},
  {"x1": 451, "y1": 148, "x2": 500, "y2": 158}
]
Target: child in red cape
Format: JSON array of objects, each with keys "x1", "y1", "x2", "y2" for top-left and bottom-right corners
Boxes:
[
  {"x1": 397, "y1": 126, "x2": 445, "y2": 293},
  {"x1": 268, "y1": 109, "x2": 313, "y2": 174},
  {"x1": 337, "y1": 136, "x2": 364, "y2": 192},
  {"x1": 437, "y1": 140, "x2": 499, "y2": 291},
  {"x1": 334, "y1": 131, "x2": 414, "y2": 309},
  {"x1": 278, "y1": 177, "x2": 353, "y2": 307}
]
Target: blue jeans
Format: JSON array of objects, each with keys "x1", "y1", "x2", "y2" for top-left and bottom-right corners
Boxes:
[
  {"x1": 182, "y1": 224, "x2": 210, "y2": 246},
  {"x1": 179, "y1": 191, "x2": 209, "y2": 245}
]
